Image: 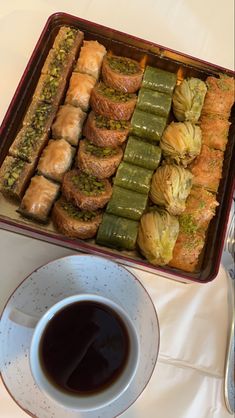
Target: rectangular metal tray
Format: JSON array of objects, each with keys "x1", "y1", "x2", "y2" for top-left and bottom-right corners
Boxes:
[{"x1": 0, "y1": 12, "x2": 234, "y2": 283}]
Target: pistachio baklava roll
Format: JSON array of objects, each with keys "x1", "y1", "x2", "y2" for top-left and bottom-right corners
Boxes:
[
  {"x1": 96, "y1": 213, "x2": 138, "y2": 251},
  {"x1": 52, "y1": 196, "x2": 102, "y2": 239},
  {"x1": 114, "y1": 162, "x2": 153, "y2": 195},
  {"x1": 90, "y1": 83, "x2": 137, "y2": 121},
  {"x1": 62, "y1": 170, "x2": 112, "y2": 211},
  {"x1": 76, "y1": 139, "x2": 123, "y2": 179},
  {"x1": 131, "y1": 109, "x2": 167, "y2": 142},
  {"x1": 83, "y1": 111, "x2": 130, "y2": 148},
  {"x1": 106, "y1": 186, "x2": 148, "y2": 221},
  {"x1": 123, "y1": 136, "x2": 161, "y2": 170},
  {"x1": 136, "y1": 88, "x2": 172, "y2": 117},
  {"x1": 142, "y1": 66, "x2": 177, "y2": 95},
  {"x1": 102, "y1": 54, "x2": 143, "y2": 93},
  {"x1": 18, "y1": 175, "x2": 60, "y2": 223},
  {"x1": 0, "y1": 156, "x2": 35, "y2": 201}
]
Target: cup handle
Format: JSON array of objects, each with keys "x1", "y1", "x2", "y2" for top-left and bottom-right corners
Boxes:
[{"x1": 8, "y1": 308, "x2": 39, "y2": 328}]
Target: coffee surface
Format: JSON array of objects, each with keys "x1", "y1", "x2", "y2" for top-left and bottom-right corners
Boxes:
[{"x1": 39, "y1": 301, "x2": 130, "y2": 395}]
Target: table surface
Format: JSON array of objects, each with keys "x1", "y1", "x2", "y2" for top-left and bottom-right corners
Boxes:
[{"x1": 0, "y1": 1, "x2": 234, "y2": 417}]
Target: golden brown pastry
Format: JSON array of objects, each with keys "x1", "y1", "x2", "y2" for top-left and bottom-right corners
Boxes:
[
  {"x1": 189, "y1": 144, "x2": 224, "y2": 193},
  {"x1": 62, "y1": 169, "x2": 112, "y2": 211},
  {"x1": 65, "y1": 72, "x2": 96, "y2": 111},
  {"x1": 52, "y1": 197, "x2": 102, "y2": 239},
  {"x1": 201, "y1": 75, "x2": 235, "y2": 119},
  {"x1": 37, "y1": 139, "x2": 75, "y2": 183},
  {"x1": 0, "y1": 156, "x2": 35, "y2": 201},
  {"x1": 74, "y1": 40, "x2": 107, "y2": 80},
  {"x1": 18, "y1": 175, "x2": 60, "y2": 223},
  {"x1": 102, "y1": 54, "x2": 143, "y2": 93},
  {"x1": 76, "y1": 139, "x2": 123, "y2": 179},
  {"x1": 51, "y1": 104, "x2": 86, "y2": 146},
  {"x1": 169, "y1": 230, "x2": 206, "y2": 272},
  {"x1": 199, "y1": 115, "x2": 231, "y2": 151}
]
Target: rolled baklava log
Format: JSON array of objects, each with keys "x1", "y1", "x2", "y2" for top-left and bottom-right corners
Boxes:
[
  {"x1": 52, "y1": 196, "x2": 102, "y2": 239},
  {"x1": 37, "y1": 139, "x2": 75, "y2": 183},
  {"x1": 201, "y1": 75, "x2": 235, "y2": 119},
  {"x1": 51, "y1": 104, "x2": 86, "y2": 146},
  {"x1": 90, "y1": 83, "x2": 137, "y2": 121},
  {"x1": 113, "y1": 162, "x2": 153, "y2": 195},
  {"x1": 102, "y1": 54, "x2": 143, "y2": 93},
  {"x1": 62, "y1": 169, "x2": 112, "y2": 211},
  {"x1": 74, "y1": 40, "x2": 107, "y2": 80},
  {"x1": 106, "y1": 185, "x2": 148, "y2": 221},
  {"x1": 123, "y1": 136, "x2": 161, "y2": 170},
  {"x1": 199, "y1": 115, "x2": 231, "y2": 151},
  {"x1": 18, "y1": 175, "x2": 60, "y2": 223},
  {"x1": 83, "y1": 111, "x2": 130, "y2": 148},
  {"x1": 76, "y1": 139, "x2": 123, "y2": 179}
]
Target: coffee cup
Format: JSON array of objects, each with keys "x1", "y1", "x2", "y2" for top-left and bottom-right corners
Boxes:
[{"x1": 10, "y1": 293, "x2": 139, "y2": 411}]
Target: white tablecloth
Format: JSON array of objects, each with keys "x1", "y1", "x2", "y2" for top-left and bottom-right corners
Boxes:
[{"x1": 0, "y1": 1, "x2": 234, "y2": 417}]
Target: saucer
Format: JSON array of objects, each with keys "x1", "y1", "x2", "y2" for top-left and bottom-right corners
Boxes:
[{"x1": 0, "y1": 254, "x2": 160, "y2": 418}]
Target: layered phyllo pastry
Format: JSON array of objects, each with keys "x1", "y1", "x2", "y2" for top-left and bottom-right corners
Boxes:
[
  {"x1": 96, "y1": 213, "x2": 138, "y2": 251},
  {"x1": 136, "y1": 88, "x2": 172, "y2": 117},
  {"x1": 83, "y1": 111, "x2": 130, "y2": 148},
  {"x1": 113, "y1": 162, "x2": 153, "y2": 195},
  {"x1": 52, "y1": 196, "x2": 102, "y2": 239},
  {"x1": 199, "y1": 115, "x2": 231, "y2": 151},
  {"x1": 0, "y1": 156, "x2": 35, "y2": 200},
  {"x1": 74, "y1": 40, "x2": 107, "y2": 80},
  {"x1": 142, "y1": 66, "x2": 177, "y2": 95},
  {"x1": 123, "y1": 136, "x2": 161, "y2": 170},
  {"x1": 33, "y1": 74, "x2": 67, "y2": 107},
  {"x1": 18, "y1": 175, "x2": 60, "y2": 223},
  {"x1": 179, "y1": 186, "x2": 219, "y2": 232},
  {"x1": 172, "y1": 77, "x2": 207, "y2": 123},
  {"x1": 90, "y1": 83, "x2": 137, "y2": 121},
  {"x1": 201, "y1": 75, "x2": 235, "y2": 119},
  {"x1": 62, "y1": 169, "x2": 112, "y2": 211},
  {"x1": 37, "y1": 139, "x2": 75, "y2": 183},
  {"x1": 102, "y1": 54, "x2": 143, "y2": 93},
  {"x1": 76, "y1": 139, "x2": 123, "y2": 179},
  {"x1": 23, "y1": 101, "x2": 57, "y2": 134},
  {"x1": 52, "y1": 104, "x2": 86, "y2": 146},
  {"x1": 169, "y1": 229, "x2": 206, "y2": 272},
  {"x1": 8, "y1": 126, "x2": 48, "y2": 163},
  {"x1": 131, "y1": 108, "x2": 166, "y2": 141},
  {"x1": 65, "y1": 72, "x2": 96, "y2": 111},
  {"x1": 106, "y1": 185, "x2": 148, "y2": 221},
  {"x1": 52, "y1": 26, "x2": 84, "y2": 58},
  {"x1": 189, "y1": 144, "x2": 224, "y2": 192}
]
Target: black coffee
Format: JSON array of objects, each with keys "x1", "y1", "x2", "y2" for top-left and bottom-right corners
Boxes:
[{"x1": 39, "y1": 301, "x2": 130, "y2": 395}]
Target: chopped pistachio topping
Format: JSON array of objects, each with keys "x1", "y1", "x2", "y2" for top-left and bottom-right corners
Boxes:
[
  {"x1": 179, "y1": 214, "x2": 198, "y2": 234},
  {"x1": 16, "y1": 127, "x2": 40, "y2": 158},
  {"x1": 107, "y1": 56, "x2": 139, "y2": 75},
  {"x1": 85, "y1": 141, "x2": 117, "y2": 158},
  {"x1": 95, "y1": 114, "x2": 129, "y2": 130},
  {"x1": 58, "y1": 28, "x2": 78, "y2": 53},
  {"x1": 71, "y1": 172, "x2": 106, "y2": 195},
  {"x1": 39, "y1": 76, "x2": 60, "y2": 102},
  {"x1": 30, "y1": 103, "x2": 53, "y2": 133},
  {"x1": 98, "y1": 83, "x2": 134, "y2": 102},
  {"x1": 3, "y1": 159, "x2": 25, "y2": 188},
  {"x1": 60, "y1": 200, "x2": 97, "y2": 221}
]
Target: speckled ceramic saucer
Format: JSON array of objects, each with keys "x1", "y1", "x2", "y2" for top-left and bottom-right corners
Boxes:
[{"x1": 0, "y1": 254, "x2": 159, "y2": 418}]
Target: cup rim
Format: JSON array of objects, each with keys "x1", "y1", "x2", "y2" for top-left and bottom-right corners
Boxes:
[{"x1": 29, "y1": 293, "x2": 140, "y2": 411}]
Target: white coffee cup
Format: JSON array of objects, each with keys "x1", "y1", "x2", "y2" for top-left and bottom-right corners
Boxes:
[{"x1": 11, "y1": 293, "x2": 140, "y2": 411}]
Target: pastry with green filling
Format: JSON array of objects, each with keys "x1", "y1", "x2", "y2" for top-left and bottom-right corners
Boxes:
[
  {"x1": 52, "y1": 26, "x2": 84, "y2": 58},
  {"x1": 114, "y1": 162, "x2": 153, "y2": 194},
  {"x1": 131, "y1": 108, "x2": 167, "y2": 141},
  {"x1": 137, "y1": 88, "x2": 172, "y2": 117},
  {"x1": 0, "y1": 156, "x2": 35, "y2": 201},
  {"x1": 106, "y1": 185, "x2": 148, "y2": 221},
  {"x1": 33, "y1": 74, "x2": 67, "y2": 107},
  {"x1": 83, "y1": 111, "x2": 130, "y2": 148},
  {"x1": 76, "y1": 139, "x2": 123, "y2": 179},
  {"x1": 52, "y1": 197, "x2": 102, "y2": 239},
  {"x1": 62, "y1": 169, "x2": 112, "y2": 211},
  {"x1": 102, "y1": 54, "x2": 143, "y2": 93},
  {"x1": 17, "y1": 175, "x2": 60, "y2": 223},
  {"x1": 123, "y1": 136, "x2": 161, "y2": 170},
  {"x1": 142, "y1": 66, "x2": 177, "y2": 95},
  {"x1": 23, "y1": 101, "x2": 57, "y2": 134},
  {"x1": 96, "y1": 213, "x2": 138, "y2": 250},
  {"x1": 172, "y1": 77, "x2": 207, "y2": 123},
  {"x1": 90, "y1": 82, "x2": 137, "y2": 121}
]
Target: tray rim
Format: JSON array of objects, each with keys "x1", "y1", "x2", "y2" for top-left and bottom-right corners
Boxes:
[{"x1": 0, "y1": 11, "x2": 234, "y2": 284}]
